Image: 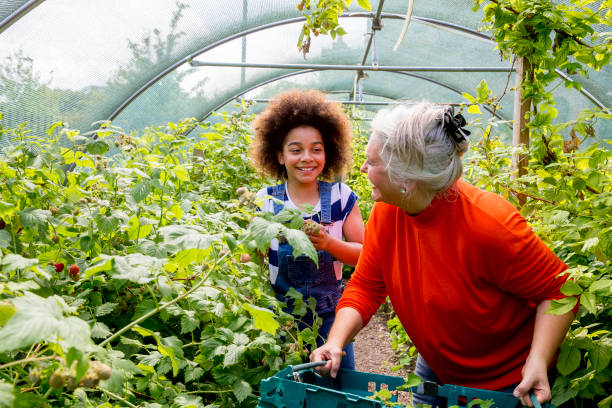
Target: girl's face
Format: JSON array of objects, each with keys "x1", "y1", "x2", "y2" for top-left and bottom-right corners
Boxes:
[
  {"x1": 278, "y1": 125, "x2": 326, "y2": 186},
  {"x1": 360, "y1": 137, "x2": 404, "y2": 205}
]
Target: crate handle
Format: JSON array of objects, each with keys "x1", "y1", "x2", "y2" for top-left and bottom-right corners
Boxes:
[
  {"x1": 530, "y1": 393, "x2": 542, "y2": 408},
  {"x1": 290, "y1": 361, "x2": 327, "y2": 372}
]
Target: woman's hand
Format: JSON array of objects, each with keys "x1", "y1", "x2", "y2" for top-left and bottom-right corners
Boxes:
[
  {"x1": 514, "y1": 356, "x2": 551, "y2": 407},
  {"x1": 310, "y1": 342, "x2": 345, "y2": 378}
]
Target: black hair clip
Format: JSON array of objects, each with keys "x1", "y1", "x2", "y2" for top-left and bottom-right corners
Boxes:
[{"x1": 443, "y1": 108, "x2": 471, "y2": 143}]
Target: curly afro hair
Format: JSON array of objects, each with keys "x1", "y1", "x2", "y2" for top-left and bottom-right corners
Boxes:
[{"x1": 250, "y1": 89, "x2": 352, "y2": 181}]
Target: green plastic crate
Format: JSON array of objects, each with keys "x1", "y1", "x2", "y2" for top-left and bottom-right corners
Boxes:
[{"x1": 258, "y1": 362, "x2": 554, "y2": 408}]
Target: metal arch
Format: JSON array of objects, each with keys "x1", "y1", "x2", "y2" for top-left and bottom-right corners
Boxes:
[
  {"x1": 0, "y1": 0, "x2": 45, "y2": 35},
  {"x1": 106, "y1": 15, "x2": 309, "y2": 122},
  {"x1": 107, "y1": 12, "x2": 494, "y2": 122},
  {"x1": 193, "y1": 68, "x2": 507, "y2": 126},
  {"x1": 107, "y1": 11, "x2": 608, "y2": 123}
]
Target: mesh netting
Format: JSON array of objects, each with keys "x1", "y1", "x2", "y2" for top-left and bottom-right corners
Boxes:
[{"x1": 0, "y1": 0, "x2": 609, "y2": 147}]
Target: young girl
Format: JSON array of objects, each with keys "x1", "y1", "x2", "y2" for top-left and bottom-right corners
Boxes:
[{"x1": 250, "y1": 89, "x2": 364, "y2": 369}]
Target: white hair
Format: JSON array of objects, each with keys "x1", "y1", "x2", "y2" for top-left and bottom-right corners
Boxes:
[{"x1": 370, "y1": 101, "x2": 468, "y2": 194}]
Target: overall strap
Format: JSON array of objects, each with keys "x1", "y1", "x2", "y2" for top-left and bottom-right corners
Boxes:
[
  {"x1": 271, "y1": 183, "x2": 286, "y2": 215},
  {"x1": 318, "y1": 181, "x2": 332, "y2": 225}
]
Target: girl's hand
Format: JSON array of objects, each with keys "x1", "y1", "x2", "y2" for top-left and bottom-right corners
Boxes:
[
  {"x1": 514, "y1": 356, "x2": 551, "y2": 407},
  {"x1": 307, "y1": 226, "x2": 330, "y2": 251}
]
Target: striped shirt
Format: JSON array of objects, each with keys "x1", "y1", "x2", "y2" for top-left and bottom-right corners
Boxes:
[{"x1": 256, "y1": 182, "x2": 358, "y2": 284}]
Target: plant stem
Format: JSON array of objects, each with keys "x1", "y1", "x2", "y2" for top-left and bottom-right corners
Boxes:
[
  {"x1": 0, "y1": 355, "x2": 55, "y2": 370},
  {"x1": 99, "y1": 238, "x2": 246, "y2": 347},
  {"x1": 99, "y1": 388, "x2": 138, "y2": 408}
]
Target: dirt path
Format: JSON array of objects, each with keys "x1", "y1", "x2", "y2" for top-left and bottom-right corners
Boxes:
[{"x1": 353, "y1": 309, "x2": 409, "y2": 379}]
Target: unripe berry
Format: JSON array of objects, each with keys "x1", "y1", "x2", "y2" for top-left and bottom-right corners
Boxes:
[
  {"x1": 301, "y1": 219, "x2": 321, "y2": 235},
  {"x1": 50, "y1": 206, "x2": 59, "y2": 216},
  {"x1": 80, "y1": 375, "x2": 99, "y2": 388},
  {"x1": 48, "y1": 371, "x2": 64, "y2": 390},
  {"x1": 52, "y1": 235, "x2": 60, "y2": 244},
  {"x1": 92, "y1": 362, "x2": 112, "y2": 380},
  {"x1": 240, "y1": 253, "x2": 251, "y2": 263}
]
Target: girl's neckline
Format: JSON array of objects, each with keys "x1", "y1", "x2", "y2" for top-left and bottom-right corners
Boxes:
[{"x1": 284, "y1": 182, "x2": 321, "y2": 215}]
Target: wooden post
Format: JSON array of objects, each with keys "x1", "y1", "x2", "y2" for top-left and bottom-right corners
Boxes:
[{"x1": 512, "y1": 56, "x2": 531, "y2": 205}]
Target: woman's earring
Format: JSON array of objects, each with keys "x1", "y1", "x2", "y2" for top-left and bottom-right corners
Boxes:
[{"x1": 400, "y1": 186, "x2": 407, "y2": 195}]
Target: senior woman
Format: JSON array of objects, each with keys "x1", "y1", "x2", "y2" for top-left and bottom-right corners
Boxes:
[{"x1": 310, "y1": 101, "x2": 576, "y2": 407}]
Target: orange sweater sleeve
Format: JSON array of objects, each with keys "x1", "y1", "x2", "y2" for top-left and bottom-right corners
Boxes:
[{"x1": 336, "y1": 202, "x2": 388, "y2": 326}]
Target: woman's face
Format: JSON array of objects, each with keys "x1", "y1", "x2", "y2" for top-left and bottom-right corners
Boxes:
[
  {"x1": 360, "y1": 137, "x2": 404, "y2": 205},
  {"x1": 277, "y1": 125, "x2": 326, "y2": 186}
]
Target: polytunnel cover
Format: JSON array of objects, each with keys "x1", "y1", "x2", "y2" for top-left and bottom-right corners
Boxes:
[{"x1": 0, "y1": 0, "x2": 609, "y2": 144}]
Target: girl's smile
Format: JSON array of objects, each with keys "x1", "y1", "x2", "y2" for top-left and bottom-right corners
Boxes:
[{"x1": 278, "y1": 125, "x2": 326, "y2": 186}]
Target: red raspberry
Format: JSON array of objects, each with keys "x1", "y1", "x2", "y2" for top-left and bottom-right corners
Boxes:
[
  {"x1": 69, "y1": 264, "x2": 79, "y2": 275},
  {"x1": 54, "y1": 263, "x2": 64, "y2": 273}
]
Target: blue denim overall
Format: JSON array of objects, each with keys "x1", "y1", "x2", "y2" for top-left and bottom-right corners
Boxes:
[{"x1": 271, "y1": 181, "x2": 355, "y2": 370}]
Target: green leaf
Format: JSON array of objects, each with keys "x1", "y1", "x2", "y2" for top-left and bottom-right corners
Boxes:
[
  {"x1": 285, "y1": 228, "x2": 317, "y2": 265},
  {"x1": 127, "y1": 216, "x2": 153, "y2": 240},
  {"x1": 586, "y1": 171, "x2": 605, "y2": 190},
  {"x1": 95, "y1": 302, "x2": 118, "y2": 317},
  {"x1": 80, "y1": 235, "x2": 94, "y2": 251},
  {"x1": 131, "y1": 181, "x2": 151, "y2": 203},
  {"x1": 232, "y1": 379, "x2": 252, "y2": 403},
  {"x1": 91, "y1": 322, "x2": 112, "y2": 339},
  {"x1": 224, "y1": 344, "x2": 246, "y2": 367},
  {"x1": 67, "y1": 347, "x2": 89, "y2": 381},
  {"x1": 180, "y1": 314, "x2": 199, "y2": 334},
  {"x1": 46, "y1": 121, "x2": 64, "y2": 137},
  {"x1": 85, "y1": 256, "x2": 113, "y2": 277},
  {"x1": 185, "y1": 365, "x2": 205, "y2": 383},
  {"x1": 589, "y1": 279, "x2": 612, "y2": 294},
  {"x1": 467, "y1": 104, "x2": 483, "y2": 114},
  {"x1": 580, "y1": 292, "x2": 597, "y2": 314},
  {"x1": 286, "y1": 288, "x2": 307, "y2": 316},
  {"x1": 65, "y1": 185, "x2": 84, "y2": 203},
  {"x1": 462, "y1": 92, "x2": 476, "y2": 103},
  {"x1": 174, "y1": 394, "x2": 204, "y2": 408},
  {"x1": 588, "y1": 341, "x2": 612, "y2": 371},
  {"x1": 19, "y1": 207, "x2": 48, "y2": 228},
  {"x1": 561, "y1": 280, "x2": 582, "y2": 296},
  {"x1": 110, "y1": 253, "x2": 164, "y2": 284},
  {"x1": 356, "y1": 0, "x2": 371, "y2": 11},
  {"x1": 551, "y1": 376, "x2": 578, "y2": 406},
  {"x1": 0, "y1": 301, "x2": 16, "y2": 327},
  {"x1": 335, "y1": 27, "x2": 347, "y2": 36},
  {"x1": 250, "y1": 217, "x2": 283, "y2": 252},
  {"x1": 243, "y1": 303, "x2": 280, "y2": 334},
  {"x1": 476, "y1": 80, "x2": 490, "y2": 101},
  {"x1": 87, "y1": 140, "x2": 110, "y2": 155},
  {"x1": 0, "y1": 230, "x2": 11, "y2": 249},
  {"x1": 97, "y1": 214, "x2": 119, "y2": 235},
  {"x1": 0, "y1": 381, "x2": 14, "y2": 408},
  {"x1": 582, "y1": 237, "x2": 599, "y2": 252},
  {"x1": 1, "y1": 254, "x2": 37, "y2": 273},
  {"x1": 547, "y1": 296, "x2": 577, "y2": 315},
  {"x1": 556, "y1": 343, "x2": 581, "y2": 375},
  {"x1": 398, "y1": 373, "x2": 422, "y2": 389},
  {"x1": 0, "y1": 292, "x2": 92, "y2": 353}
]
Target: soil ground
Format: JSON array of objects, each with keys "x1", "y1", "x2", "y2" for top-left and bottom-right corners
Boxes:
[
  {"x1": 352, "y1": 309, "x2": 414, "y2": 405},
  {"x1": 353, "y1": 309, "x2": 409, "y2": 378}
]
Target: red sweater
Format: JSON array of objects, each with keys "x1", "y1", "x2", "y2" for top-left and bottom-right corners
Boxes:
[{"x1": 338, "y1": 180, "x2": 570, "y2": 390}]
